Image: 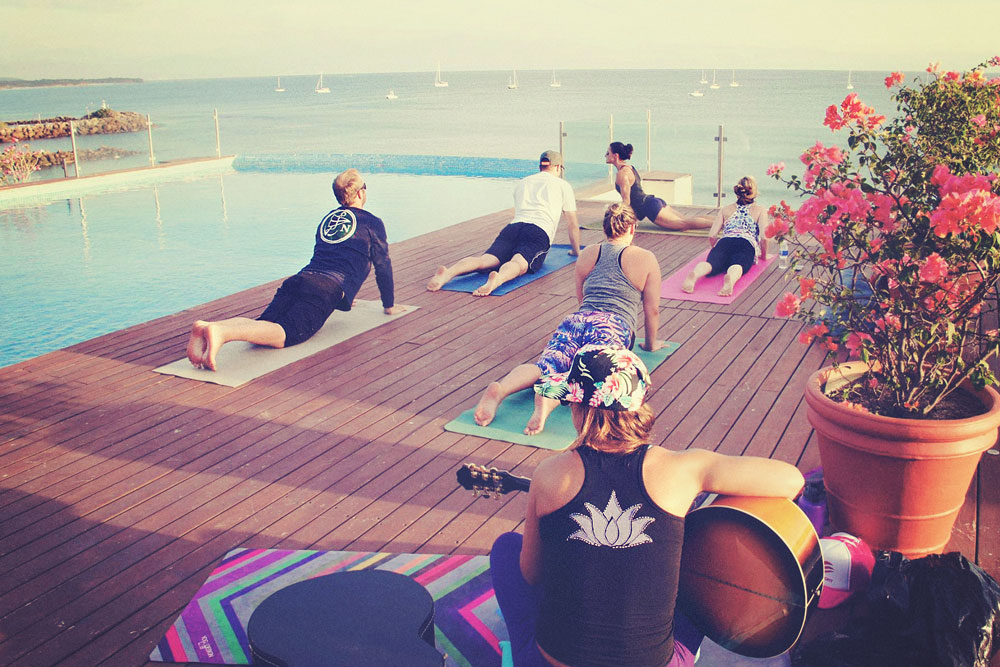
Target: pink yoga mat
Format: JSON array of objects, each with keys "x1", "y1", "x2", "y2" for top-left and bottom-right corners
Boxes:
[{"x1": 661, "y1": 250, "x2": 774, "y2": 304}]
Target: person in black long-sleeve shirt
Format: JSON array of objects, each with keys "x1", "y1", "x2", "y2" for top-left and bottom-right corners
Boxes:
[{"x1": 186, "y1": 168, "x2": 405, "y2": 371}]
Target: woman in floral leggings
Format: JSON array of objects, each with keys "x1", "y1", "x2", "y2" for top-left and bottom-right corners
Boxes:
[{"x1": 472, "y1": 203, "x2": 662, "y2": 436}]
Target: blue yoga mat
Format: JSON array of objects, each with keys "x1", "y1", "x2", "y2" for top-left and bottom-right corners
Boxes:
[
  {"x1": 439, "y1": 244, "x2": 578, "y2": 295},
  {"x1": 444, "y1": 341, "x2": 679, "y2": 450}
]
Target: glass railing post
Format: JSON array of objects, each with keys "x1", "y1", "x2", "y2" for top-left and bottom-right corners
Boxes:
[
  {"x1": 70, "y1": 121, "x2": 81, "y2": 177},
  {"x1": 714, "y1": 124, "x2": 726, "y2": 208},
  {"x1": 646, "y1": 109, "x2": 651, "y2": 173},
  {"x1": 214, "y1": 109, "x2": 221, "y2": 158},
  {"x1": 147, "y1": 114, "x2": 156, "y2": 166}
]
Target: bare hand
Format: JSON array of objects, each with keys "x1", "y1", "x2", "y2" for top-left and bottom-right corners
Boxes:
[
  {"x1": 568, "y1": 247, "x2": 580, "y2": 257},
  {"x1": 709, "y1": 236, "x2": 718, "y2": 247},
  {"x1": 640, "y1": 339, "x2": 663, "y2": 352},
  {"x1": 384, "y1": 305, "x2": 407, "y2": 315}
]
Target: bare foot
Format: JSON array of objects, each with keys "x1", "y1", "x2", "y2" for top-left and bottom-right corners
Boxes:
[
  {"x1": 524, "y1": 410, "x2": 548, "y2": 436},
  {"x1": 427, "y1": 266, "x2": 450, "y2": 291},
  {"x1": 681, "y1": 273, "x2": 697, "y2": 294},
  {"x1": 472, "y1": 271, "x2": 502, "y2": 297},
  {"x1": 186, "y1": 321, "x2": 209, "y2": 368},
  {"x1": 202, "y1": 322, "x2": 224, "y2": 371},
  {"x1": 474, "y1": 382, "x2": 504, "y2": 426},
  {"x1": 718, "y1": 276, "x2": 735, "y2": 297}
]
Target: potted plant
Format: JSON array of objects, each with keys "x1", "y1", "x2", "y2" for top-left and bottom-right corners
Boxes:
[{"x1": 767, "y1": 57, "x2": 1000, "y2": 556}]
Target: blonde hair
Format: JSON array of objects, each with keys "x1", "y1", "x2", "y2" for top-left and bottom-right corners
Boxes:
[
  {"x1": 734, "y1": 176, "x2": 758, "y2": 205},
  {"x1": 333, "y1": 169, "x2": 364, "y2": 205},
  {"x1": 603, "y1": 202, "x2": 638, "y2": 239},
  {"x1": 570, "y1": 403, "x2": 654, "y2": 454}
]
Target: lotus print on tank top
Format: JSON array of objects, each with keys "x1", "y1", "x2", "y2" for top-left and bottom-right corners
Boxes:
[{"x1": 568, "y1": 490, "x2": 655, "y2": 548}]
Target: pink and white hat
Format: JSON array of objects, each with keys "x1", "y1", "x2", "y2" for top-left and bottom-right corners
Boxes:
[{"x1": 818, "y1": 532, "x2": 875, "y2": 609}]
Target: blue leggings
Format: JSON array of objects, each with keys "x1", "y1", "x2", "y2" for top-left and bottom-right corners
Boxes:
[{"x1": 489, "y1": 532, "x2": 703, "y2": 666}]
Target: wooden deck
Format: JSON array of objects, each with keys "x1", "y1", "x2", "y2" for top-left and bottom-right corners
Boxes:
[{"x1": 2, "y1": 199, "x2": 999, "y2": 666}]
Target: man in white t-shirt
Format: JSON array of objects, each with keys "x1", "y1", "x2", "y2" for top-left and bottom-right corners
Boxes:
[{"x1": 426, "y1": 150, "x2": 581, "y2": 296}]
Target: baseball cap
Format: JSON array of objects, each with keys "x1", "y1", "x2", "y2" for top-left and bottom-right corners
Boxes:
[
  {"x1": 534, "y1": 344, "x2": 650, "y2": 411},
  {"x1": 539, "y1": 150, "x2": 563, "y2": 167},
  {"x1": 818, "y1": 532, "x2": 875, "y2": 609}
]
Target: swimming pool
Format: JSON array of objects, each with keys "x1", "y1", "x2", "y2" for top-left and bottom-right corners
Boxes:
[{"x1": 0, "y1": 171, "x2": 518, "y2": 368}]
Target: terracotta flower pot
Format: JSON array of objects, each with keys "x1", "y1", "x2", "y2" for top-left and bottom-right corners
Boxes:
[{"x1": 805, "y1": 362, "x2": 1000, "y2": 557}]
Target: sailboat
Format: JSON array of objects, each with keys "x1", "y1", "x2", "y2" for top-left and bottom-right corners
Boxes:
[
  {"x1": 314, "y1": 73, "x2": 330, "y2": 94},
  {"x1": 385, "y1": 89, "x2": 398, "y2": 100},
  {"x1": 274, "y1": 76, "x2": 285, "y2": 92},
  {"x1": 434, "y1": 62, "x2": 448, "y2": 87},
  {"x1": 507, "y1": 69, "x2": 519, "y2": 90},
  {"x1": 689, "y1": 90, "x2": 704, "y2": 98},
  {"x1": 846, "y1": 70, "x2": 854, "y2": 89},
  {"x1": 729, "y1": 70, "x2": 740, "y2": 87},
  {"x1": 709, "y1": 70, "x2": 720, "y2": 89},
  {"x1": 699, "y1": 70, "x2": 708, "y2": 84},
  {"x1": 549, "y1": 69, "x2": 561, "y2": 88}
]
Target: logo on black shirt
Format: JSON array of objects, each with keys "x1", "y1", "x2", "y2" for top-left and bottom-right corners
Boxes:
[{"x1": 320, "y1": 209, "x2": 357, "y2": 244}]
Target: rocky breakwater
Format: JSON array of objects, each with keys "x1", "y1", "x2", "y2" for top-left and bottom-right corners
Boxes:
[{"x1": 0, "y1": 109, "x2": 148, "y2": 143}]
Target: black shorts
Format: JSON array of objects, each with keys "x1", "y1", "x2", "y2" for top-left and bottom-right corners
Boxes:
[
  {"x1": 638, "y1": 195, "x2": 666, "y2": 223},
  {"x1": 484, "y1": 222, "x2": 551, "y2": 273},
  {"x1": 258, "y1": 271, "x2": 345, "y2": 346},
  {"x1": 706, "y1": 237, "x2": 755, "y2": 276}
]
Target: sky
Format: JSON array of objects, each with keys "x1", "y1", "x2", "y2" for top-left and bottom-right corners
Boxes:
[{"x1": 1, "y1": 0, "x2": 996, "y2": 80}]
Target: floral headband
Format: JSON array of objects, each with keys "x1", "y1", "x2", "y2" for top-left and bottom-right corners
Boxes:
[{"x1": 535, "y1": 344, "x2": 650, "y2": 411}]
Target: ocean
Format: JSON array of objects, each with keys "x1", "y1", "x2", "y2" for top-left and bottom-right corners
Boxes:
[{"x1": 0, "y1": 68, "x2": 903, "y2": 367}]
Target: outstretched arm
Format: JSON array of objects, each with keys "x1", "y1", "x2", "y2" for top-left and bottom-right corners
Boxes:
[
  {"x1": 683, "y1": 448, "x2": 804, "y2": 499},
  {"x1": 708, "y1": 209, "x2": 725, "y2": 246},
  {"x1": 616, "y1": 167, "x2": 633, "y2": 207},
  {"x1": 758, "y1": 207, "x2": 771, "y2": 259},
  {"x1": 565, "y1": 210, "x2": 581, "y2": 256},
  {"x1": 639, "y1": 252, "x2": 662, "y2": 351},
  {"x1": 369, "y1": 220, "x2": 396, "y2": 311}
]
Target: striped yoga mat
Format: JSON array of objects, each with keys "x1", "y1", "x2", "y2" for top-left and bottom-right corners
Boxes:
[{"x1": 150, "y1": 548, "x2": 506, "y2": 667}]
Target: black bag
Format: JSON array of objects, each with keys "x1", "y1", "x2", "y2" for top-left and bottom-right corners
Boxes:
[{"x1": 792, "y1": 551, "x2": 1000, "y2": 667}]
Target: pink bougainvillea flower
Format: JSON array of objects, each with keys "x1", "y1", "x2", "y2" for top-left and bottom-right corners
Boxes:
[
  {"x1": 775, "y1": 292, "x2": 801, "y2": 318},
  {"x1": 884, "y1": 72, "x2": 904, "y2": 88},
  {"x1": 927, "y1": 61, "x2": 941, "y2": 74},
  {"x1": 943, "y1": 71, "x2": 961, "y2": 82},
  {"x1": 765, "y1": 217, "x2": 790, "y2": 238},
  {"x1": 971, "y1": 114, "x2": 987, "y2": 127},
  {"x1": 989, "y1": 56, "x2": 1000, "y2": 67},
  {"x1": 766, "y1": 162, "x2": 786, "y2": 176},
  {"x1": 919, "y1": 253, "x2": 949, "y2": 282},
  {"x1": 824, "y1": 104, "x2": 846, "y2": 131},
  {"x1": 799, "y1": 277, "x2": 816, "y2": 299},
  {"x1": 845, "y1": 332, "x2": 873, "y2": 353},
  {"x1": 798, "y1": 323, "x2": 829, "y2": 345}
]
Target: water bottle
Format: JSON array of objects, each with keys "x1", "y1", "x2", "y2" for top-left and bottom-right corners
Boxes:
[
  {"x1": 778, "y1": 240, "x2": 790, "y2": 269},
  {"x1": 797, "y1": 472, "x2": 828, "y2": 537}
]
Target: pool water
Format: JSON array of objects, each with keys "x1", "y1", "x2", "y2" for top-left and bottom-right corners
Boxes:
[{"x1": 0, "y1": 171, "x2": 517, "y2": 368}]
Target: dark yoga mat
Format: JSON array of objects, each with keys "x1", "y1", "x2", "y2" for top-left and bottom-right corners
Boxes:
[{"x1": 439, "y1": 244, "x2": 577, "y2": 295}]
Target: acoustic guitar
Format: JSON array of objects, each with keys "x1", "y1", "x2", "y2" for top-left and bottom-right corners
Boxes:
[{"x1": 457, "y1": 462, "x2": 824, "y2": 659}]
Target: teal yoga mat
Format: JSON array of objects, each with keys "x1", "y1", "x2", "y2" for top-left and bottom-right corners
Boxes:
[
  {"x1": 439, "y1": 244, "x2": 577, "y2": 295},
  {"x1": 444, "y1": 341, "x2": 679, "y2": 450}
]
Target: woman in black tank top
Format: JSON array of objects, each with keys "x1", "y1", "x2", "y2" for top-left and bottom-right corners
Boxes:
[
  {"x1": 489, "y1": 344, "x2": 805, "y2": 667},
  {"x1": 605, "y1": 142, "x2": 714, "y2": 231}
]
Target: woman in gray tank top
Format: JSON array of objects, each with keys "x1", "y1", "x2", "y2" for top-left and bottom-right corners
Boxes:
[{"x1": 473, "y1": 203, "x2": 663, "y2": 436}]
